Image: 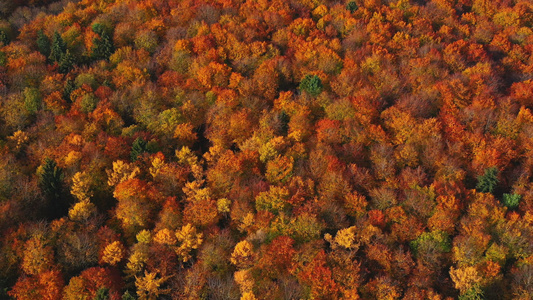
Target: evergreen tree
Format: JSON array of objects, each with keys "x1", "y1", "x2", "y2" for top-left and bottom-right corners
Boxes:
[
  {"x1": 38, "y1": 158, "x2": 67, "y2": 219},
  {"x1": 121, "y1": 291, "x2": 136, "y2": 300},
  {"x1": 279, "y1": 110, "x2": 290, "y2": 135},
  {"x1": 131, "y1": 137, "x2": 148, "y2": 162},
  {"x1": 476, "y1": 167, "x2": 499, "y2": 193},
  {"x1": 0, "y1": 30, "x2": 8, "y2": 46},
  {"x1": 94, "y1": 287, "x2": 109, "y2": 300},
  {"x1": 91, "y1": 23, "x2": 106, "y2": 35},
  {"x1": 63, "y1": 78, "x2": 75, "y2": 103},
  {"x1": 49, "y1": 31, "x2": 66, "y2": 63},
  {"x1": 346, "y1": 1, "x2": 358, "y2": 13},
  {"x1": 91, "y1": 32, "x2": 114, "y2": 61},
  {"x1": 502, "y1": 193, "x2": 521, "y2": 209},
  {"x1": 36, "y1": 30, "x2": 50, "y2": 57},
  {"x1": 0, "y1": 51, "x2": 6, "y2": 67},
  {"x1": 58, "y1": 50, "x2": 75, "y2": 74},
  {"x1": 299, "y1": 74, "x2": 323, "y2": 97}
]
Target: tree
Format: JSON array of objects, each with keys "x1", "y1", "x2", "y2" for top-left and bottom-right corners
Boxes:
[
  {"x1": 38, "y1": 158, "x2": 67, "y2": 219},
  {"x1": 21, "y1": 237, "x2": 54, "y2": 275},
  {"x1": 95, "y1": 287, "x2": 110, "y2": 300},
  {"x1": 255, "y1": 186, "x2": 290, "y2": 215},
  {"x1": 131, "y1": 137, "x2": 148, "y2": 162},
  {"x1": 49, "y1": 31, "x2": 66, "y2": 63},
  {"x1": 114, "y1": 178, "x2": 160, "y2": 234},
  {"x1": 121, "y1": 291, "x2": 136, "y2": 300},
  {"x1": 298, "y1": 250, "x2": 339, "y2": 299},
  {"x1": 68, "y1": 199, "x2": 97, "y2": 222},
  {"x1": 502, "y1": 193, "x2": 521, "y2": 209},
  {"x1": 107, "y1": 160, "x2": 140, "y2": 187},
  {"x1": 9, "y1": 270, "x2": 64, "y2": 300},
  {"x1": 175, "y1": 223, "x2": 203, "y2": 262},
  {"x1": 265, "y1": 155, "x2": 294, "y2": 184},
  {"x1": 71, "y1": 171, "x2": 93, "y2": 202},
  {"x1": 0, "y1": 30, "x2": 8, "y2": 46},
  {"x1": 101, "y1": 241, "x2": 125, "y2": 266},
  {"x1": 63, "y1": 78, "x2": 75, "y2": 103},
  {"x1": 182, "y1": 185, "x2": 219, "y2": 228},
  {"x1": 259, "y1": 236, "x2": 296, "y2": 277},
  {"x1": 92, "y1": 31, "x2": 114, "y2": 61},
  {"x1": 346, "y1": 1, "x2": 358, "y2": 13},
  {"x1": 450, "y1": 266, "x2": 483, "y2": 298},
  {"x1": 63, "y1": 267, "x2": 123, "y2": 300},
  {"x1": 58, "y1": 50, "x2": 75, "y2": 74},
  {"x1": 135, "y1": 271, "x2": 171, "y2": 300},
  {"x1": 476, "y1": 167, "x2": 499, "y2": 193},
  {"x1": 36, "y1": 30, "x2": 50, "y2": 58},
  {"x1": 231, "y1": 240, "x2": 254, "y2": 269},
  {"x1": 23, "y1": 87, "x2": 41, "y2": 114},
  {"x1": 299, "y1": 74, "x2": 323, "y2": 97}
]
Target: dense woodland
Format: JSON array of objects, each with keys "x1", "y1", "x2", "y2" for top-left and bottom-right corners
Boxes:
[{"x1": 1, "y1": 0, "x2": 533, "y2": 299}]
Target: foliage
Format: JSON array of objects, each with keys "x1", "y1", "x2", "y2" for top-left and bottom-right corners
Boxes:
[
  {"x1": 38, "y1": 158, "x2": 67, "y2": 219},
  {"x1": 23, "y1": 87, "x2": 41, "y2": 114},
  {"x1": 0, "y1": 30, "x2": 8, "y2": 46},
  {"x1": 95, "y1": 287, "x2": 110, "y2": 300},
  {"x1": 502, "y1": 193, "x2": 521, "y2": 209},
  {"x1": 410, "y1": 230, "x2": 452, "y2": 255},
  {"x1": 1, "y1": 0, "x2": 533, "y2": 298},
  {"x1": 102, "y1": 241, "x2": 125, "y2": 266},
  {"x1": 130, "y1": 137, "x2": 148, "y2": 162},
  {"x1": 476, "y1": 167, "x2": 499, "y2": 193},
  {"x1": 36, "y1": 30, "x2": 50, "y2": 58},
  {"x1": 58, "y1": 50, "x2": 76, "y2": 74},
  {"x1": 135, "y1": 271, "x2": 170, "y2": 300},
  {"x1": 346, "y1": 1, "x2": 358, "y2": 13},
  {"x1": 92, "y1": 31, "x2": 114, "y2": 61},
  {"x1": 299, "y1": 74, "x2": 323, "y2": 97},
  {"x1": 49, "y1": 32, "x2": 66, "y2": 63}
]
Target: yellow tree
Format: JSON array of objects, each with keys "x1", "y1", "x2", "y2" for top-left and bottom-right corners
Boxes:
[
  {"x1": 69, "y1": 171, "x2": 97, "y2": 222},
  {"x1": 175, "y1": 223, "x2": 203, "y2": 262},
  {"x1": 106, "y1": 160, "x2": 140, "y2": 187},
  {"x1": 450, "y1": 266, "x2": 482, "y2": 296},
  {"x1": 231, "y1": 240, "x2": 255, "y2": 269},
  {"x1": 135, "y1": 271, "x2": 171, "y2": 300},
  {"x1": 101, "y1": 241, "x2": 125, "y2": 266},
  {"x1": 21, "y1": 237, "x2": 54, "y2": 276}
]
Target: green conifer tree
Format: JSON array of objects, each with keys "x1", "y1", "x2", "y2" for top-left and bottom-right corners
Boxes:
[
  {"x1": 39, "y1": 158, "x2": 66, "y2": 219},
  {"x1": 346, "y1": 1, "x2": 358, "y2": 13},
  {"x1": 299, "y1": 74, "x2": 323, "y2": 97},
  {"x1": 91, "y1": 32, "x2": 114, "y2": 61},
  {"x1": 131, "y1": 137, "x2": 148, "y2": 162},
  {"x1": 36, "y1": 30, "x2": 50, "y2": 58},
  {"x1": 476, "y1": 167, "x2": 499, "y2": 193},
  {"x1": 63, "y1": 78, "x2": 75, "y2": 103},
  {"x1": 502, "y1": 193, "x2": 521, "y2": 209},
  {"x1": 49, "y1": 32, "x2": 66, "y2": 63},
  {"x1": 121, "y1": 291, "x2": 136, "y2": 300},
  {"x1": 94, "y1": 287, "x2": 109, "y2": 300},
  {"x1": 58, "y1": 50, "x2": 75, "y2": 74},
  {"x1": 0, "y1": 30, "x2": 9, "y2": 46}
]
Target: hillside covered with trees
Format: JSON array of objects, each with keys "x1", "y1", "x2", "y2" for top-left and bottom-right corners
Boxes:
[{"x1": 1, "y1": 0, "x2": 533, "y2": 299}]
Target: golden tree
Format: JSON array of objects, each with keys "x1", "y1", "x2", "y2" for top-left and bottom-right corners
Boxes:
[
  {"x1": 101, "y1": 241, "x2": 125, "y2": 266},
  {"x1": 175, "y1": 223, "x2": 203, "y2": 262},
  {"x1": 21, "y1": 237, "x2": 54, "y2": 276},
  {"x1": 106, "y1": 160, "x2": 140, "y2": 187},
  {"x1": 231, "y1": 240, "x2": 255, "y2": 269},
  {"x1": 135, "y1": 271, "x2": 171, "y2": 300}
]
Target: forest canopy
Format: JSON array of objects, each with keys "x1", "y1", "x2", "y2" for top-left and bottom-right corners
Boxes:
[{"x1": 1, "y1": 0, "x2": 533, "y2": 299}]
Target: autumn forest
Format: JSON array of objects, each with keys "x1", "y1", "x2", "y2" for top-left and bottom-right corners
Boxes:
[{"x1": 0, "y1": 0, "x2": 533, "y2": 298}]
